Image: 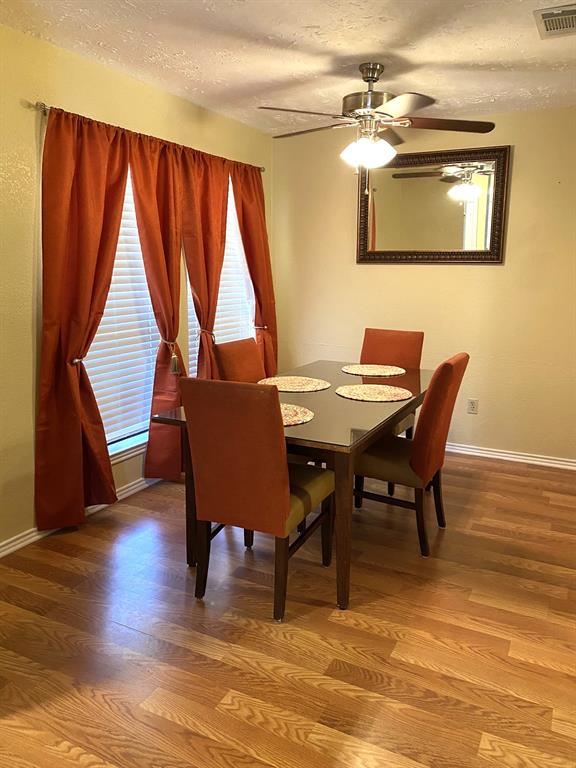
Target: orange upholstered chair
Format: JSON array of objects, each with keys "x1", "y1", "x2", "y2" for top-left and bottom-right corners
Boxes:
[
  {"x1": 354, "y1": 353, "x2": 469, "y2": 556},
  {"x1": 355, "y1": 328, "x2": 425, "y2": 503},
  {"x1": 179, "y1": 378, "x2": 335, "y2": 621},
  {"x1": 214, "y1": 338, "x2": 266, "y2": 383},
  {"x1": 360, "y1": 328, "x2": 424, "y2": 370}
]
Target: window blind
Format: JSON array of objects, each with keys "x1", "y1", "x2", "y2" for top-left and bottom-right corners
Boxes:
[
  {"x1": 84, "y1": 172, "x2": 160, "y2": 445},
  {"x1": 188, "y1": 177, "x2": 256, "y2": 368}
]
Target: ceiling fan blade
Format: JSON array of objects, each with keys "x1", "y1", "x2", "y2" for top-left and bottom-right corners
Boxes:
[
  {"x1": 392, "y1": 171, "x2": 444, "y2": 179},
  {"x1": 376, "y1": 92, "x2": 435, "y2": 118},
  {"x1": 377, "y1": 127, "x2": 404, "y2": 146},
  {"x1": 273, "y1": 123, "x2": 356, "y2": 139},
  {"x1": 259, "y1": 106, "x2": 345, "y2": 119},
  {"x1": 438, "y1": 176, "x2": 460, "y2": 183},
  {"x1": 407, "y1": 116, "x2": 495, "y2": 133}
]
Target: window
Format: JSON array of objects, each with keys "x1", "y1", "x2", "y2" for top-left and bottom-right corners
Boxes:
[
  {"x1": 85, "y1": 172, "x2": 160, "y2": 445},
  {"x1": 188, "y1": 177, "x2": 256, "y2": 369}
]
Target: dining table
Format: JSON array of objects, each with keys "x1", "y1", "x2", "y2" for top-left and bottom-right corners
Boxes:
[{"x1": 151, "y1": 359, "x2": 433, "y2": 609}]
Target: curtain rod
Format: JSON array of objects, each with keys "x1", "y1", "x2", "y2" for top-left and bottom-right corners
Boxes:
[{"x1": 32, "y1": 101, "x2": 266, "y2": 172}]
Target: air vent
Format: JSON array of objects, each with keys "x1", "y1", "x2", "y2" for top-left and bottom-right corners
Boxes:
[{"x1": 534, "y1": 4, "x2": 576, "y2": 38}]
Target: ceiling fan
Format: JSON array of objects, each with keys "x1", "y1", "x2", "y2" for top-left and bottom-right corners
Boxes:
[{"x1": 260, "y1": 63, "x2": 495, "y2": 168}]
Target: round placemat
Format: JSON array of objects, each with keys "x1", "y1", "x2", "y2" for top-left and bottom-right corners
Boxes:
[
  {"x1": 335, "y1": 384, "x2": 413, "y2": 402},
  {"x1": 281, "y1": 403, "x2": 314, "y2": 426},
  {"x1": 259, "y1": 376, "x2": 331, "y2": 392},
  {"x1": 342, "y1": 364, "x2": 406, "y2": 377}
]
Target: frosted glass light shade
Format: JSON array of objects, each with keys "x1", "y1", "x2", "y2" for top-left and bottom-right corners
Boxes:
[
  {"x1": 447, "y1": 181, "x2": 482, "y2": 202},
  {"x1": 340, "y1": 136, "x2": 397, "y2": 169}
]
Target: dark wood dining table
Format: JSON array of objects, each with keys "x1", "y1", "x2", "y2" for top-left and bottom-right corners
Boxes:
[{"x1": 151, "y1": 359, "x2": 433, "y2": 609}]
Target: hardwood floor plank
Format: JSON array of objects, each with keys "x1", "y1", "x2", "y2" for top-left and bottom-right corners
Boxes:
[{"x1": 477, "y1": 732, "x2": 576, "y2": 767}]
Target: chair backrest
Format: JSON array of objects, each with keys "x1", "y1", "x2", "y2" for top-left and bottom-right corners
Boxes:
[
  {"x1": 360, "y1": 328, "x2": 424, "y2": 369},
  {"x1": 410, "y1": 353, "x2": 469, "y2": 483},
  {"x1": 179, "y1": 378, "x2": 290, "y2": 537},
  {"x1": 214, "y1": 338, "x2": 266, "y2": 383}
]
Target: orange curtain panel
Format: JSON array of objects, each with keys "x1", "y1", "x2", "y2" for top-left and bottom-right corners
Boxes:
[
  {"x1": 230, "y1": 163, "x2": 278, "y2": 376},
  {"x1": 35, "y1": 110, "x2": 129, "y2": 530},
  {"x1": 130, "y1": 136, "x2": 186, "y2": 481},
  {"x1": 181, "y1": 151, "x2": 230, "y2": 379}
]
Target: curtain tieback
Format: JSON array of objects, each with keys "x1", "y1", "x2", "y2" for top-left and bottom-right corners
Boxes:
[
  {"x1": 255, "y1": 325, "x2": 268, "y2": 331},
  {"x1": 200, "y1": 328, "x2": 216, "y2": 342},
  {"x1": 160, "y1": 338, "x2": 181, "y2": 375},
  {"x1": 71, "y1": 357, "x2": 84, "y2": 365}
]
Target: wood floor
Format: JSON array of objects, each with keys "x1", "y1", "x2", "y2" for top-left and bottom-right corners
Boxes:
[{"x1": 0, "y1": 454, "x2": 575, "y2": 768}]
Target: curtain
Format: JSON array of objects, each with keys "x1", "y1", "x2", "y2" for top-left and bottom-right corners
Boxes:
[
  {"x1": 35, "y1": 110, "x2": 129, "y2": 530},
  {"x1": 230, "y1": 163, "x2": 277, "y2": 376},
  {"x1": 369, "y1": 186, "x2": 377, "y2": 251},
  {"x1": 130, "y1": 136, "x2": 185, "y2": 481},
  {"x1": 181, "y1": 151, "x2": 230, "y2": 379}
]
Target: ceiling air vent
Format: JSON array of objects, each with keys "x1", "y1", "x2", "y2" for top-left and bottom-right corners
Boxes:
[{"x1": 534, "y1": 4, "x2": 576, "y2": 38}]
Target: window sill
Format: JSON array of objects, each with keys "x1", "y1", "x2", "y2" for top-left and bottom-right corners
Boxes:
[{"x1": 109, "y1": 432, "x2": 148, "y2": 465}]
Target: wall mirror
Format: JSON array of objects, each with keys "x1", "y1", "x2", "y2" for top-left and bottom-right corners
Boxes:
[{"x1": 357, "y1": 145, "x2": 510, "y2": 264}]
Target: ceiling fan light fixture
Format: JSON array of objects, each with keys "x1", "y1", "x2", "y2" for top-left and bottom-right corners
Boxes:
[
  {"x1": 340, "y1": 136, "x2": 397, "y2": 169},
  {"x1": 447, "y1": 180, "x2": 482, "y2": 203}
]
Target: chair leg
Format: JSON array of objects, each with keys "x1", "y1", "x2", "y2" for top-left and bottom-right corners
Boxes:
[
  {"x1": 195, "y1": 520, "x2": 211, "y2": 598},
  {"x1": 388, "y1": 482, "x2": 395, "y2": 496},
  {"x1": 274, "y1": 537, "x2": 290, "y2": 622},
  {"x1": 405, "y1": 426, "x2": 414, "y2": 440},
  {"x1": 243, "y1": 529, "x2": 254, "y2": 548},
  {"x1": 354, "y1": 475, "x2": 364, "y2": 508},
  {"x1": 297, "y1": 520, "x2": 306, "y2": 533},
  {"x1": 321, "y1": 496, "x2": 334, "y2": 567},
  {"x1": 414, "y1": 489, "x2": 430, "y2": 557},
  {"x1": 432, "y1": 471, "x2": 446, "y2": 528}
]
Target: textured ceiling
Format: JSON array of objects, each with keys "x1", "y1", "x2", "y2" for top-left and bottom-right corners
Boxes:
[{"x1": 1, "y1": 0, "x2": 575, "y2": 134}]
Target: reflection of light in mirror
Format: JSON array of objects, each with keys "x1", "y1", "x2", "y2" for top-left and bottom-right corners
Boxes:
[
  {"x1": 447, "y1": 181, "x2": 482, "y2": 203},
  {"x1": 340, "y1": 136, "x2": 397, "y2": 169}
]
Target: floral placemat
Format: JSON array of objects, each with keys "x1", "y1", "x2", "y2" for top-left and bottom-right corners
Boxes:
[
  {"x1": 342, "y1": 364, "x2": 406, "y2": 377},
  {"x1": 259, "y1": 376, "x2": 331, "y2": 392},
  {"x1": 335, "y1": 384, "x2": 413, "y2": 402},
  {"x1": 281, "y1": 403, "x2": 315, "y2": 426}
]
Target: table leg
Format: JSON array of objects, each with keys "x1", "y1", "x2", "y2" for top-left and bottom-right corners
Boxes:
[
  {"x1": 181, "y1": 426, "x2": 197, "y2": 567},
  {"x1": 334, "y1": 451, "x2": 353, "y2": 610}
]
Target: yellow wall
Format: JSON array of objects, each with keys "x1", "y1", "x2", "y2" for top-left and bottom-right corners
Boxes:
[
  {"x1": 272, "y1": 105, "x2": 576, "y2": 460},
  {"x1": 372, "y1": 173, "x2": 465, "y2": 251},
  {"x1": 0, "y1": 24, "x2": 272, "y2": 544}
]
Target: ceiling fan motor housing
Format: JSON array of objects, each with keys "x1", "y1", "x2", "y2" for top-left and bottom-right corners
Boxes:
[{"x1": 342, "y1": 90, "x2": 395, "y2": 116}]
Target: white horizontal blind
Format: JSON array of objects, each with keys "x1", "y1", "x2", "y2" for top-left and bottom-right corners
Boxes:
[
  {"x1": 188, "y1": 176, "x2": 256, "y2": 368},
  {"x1": 85, "y1": 172, "x2": 160, "y2": 444}
]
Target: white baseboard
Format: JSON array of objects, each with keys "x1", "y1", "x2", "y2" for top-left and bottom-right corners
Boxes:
[
  {"x1": 0, "y1": 477, "x2": 158, "y2": 560},
  {"x1": 446, "y1": 442, "x2": 576, "y2": 471}
]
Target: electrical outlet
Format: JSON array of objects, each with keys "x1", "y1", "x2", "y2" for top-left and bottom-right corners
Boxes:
[{"x1": 467, "y1": 398, "x2": 479, "y2": 415}]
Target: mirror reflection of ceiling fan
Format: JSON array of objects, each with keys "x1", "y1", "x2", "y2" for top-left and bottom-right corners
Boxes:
[
  {"x1": 392, "y1": 164, "x2": 493, "y2": 184},
  {"x1": 260, "y1": 62, "x2": 495, "y2": 169},
  {"x1": 391, "y1": 164, "x2": 492, "y2": 203}
]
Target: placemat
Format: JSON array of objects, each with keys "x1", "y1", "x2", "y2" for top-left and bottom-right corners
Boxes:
[
  {"x1": 342, "y1": 364, "x2": 406, "y2": 377},
  {"x1": 281, "y1": 403, "x2": 315, "y2": 426},
  {"x1": 335, "y1": 384, "x2": 413, "y2": 402},
  {"x1": 259, "y1": 376, "x2": 331, "y2": 392}
]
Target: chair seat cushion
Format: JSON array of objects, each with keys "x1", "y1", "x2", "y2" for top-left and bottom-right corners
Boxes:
[
  {"x1": 286, "y1": 464, "x2": 335, "y2": 535},
  {"x1": 355, "y1": 436, "x2": 424, "y2": 488}
]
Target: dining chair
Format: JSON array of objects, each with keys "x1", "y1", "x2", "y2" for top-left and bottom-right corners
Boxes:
[
  {"x1": 353, "y1": 353, "x2": 469, "y2": 557},
  {"x1": 214, "y1": 336, "x2": 309, "y2": 548},
  {"x1": 214, "y1": 337, "x2": 266, "y2": 383},
  {"x1": 355, "y1": 328, "x2": 424, "y2": 502},
  {"x1": 179, "y1": 378, "x2": 335, "y2": 621}
]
